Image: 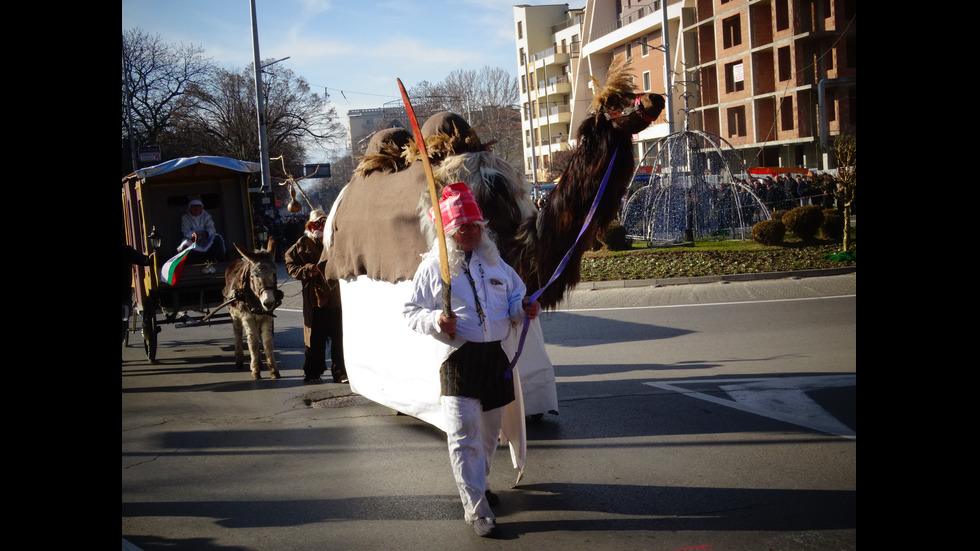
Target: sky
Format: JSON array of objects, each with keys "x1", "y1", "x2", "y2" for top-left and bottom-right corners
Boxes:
[{"x1": 122, "y1": 0, "x2": 564, "y2": 153}]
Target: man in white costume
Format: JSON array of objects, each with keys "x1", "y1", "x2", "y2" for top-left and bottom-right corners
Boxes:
[
  {"x1": 404, "y1": 182, "x2": 540, "y2": 538},
  {"x1": 177, "y1": 198, "x2": 225, "y2": 263}
]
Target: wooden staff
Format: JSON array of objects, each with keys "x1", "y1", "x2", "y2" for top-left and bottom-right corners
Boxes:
[{"x1": 397, "y1": 78, "x2": 454, "y2": 324}]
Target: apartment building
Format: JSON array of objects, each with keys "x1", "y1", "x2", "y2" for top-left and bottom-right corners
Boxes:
[
  {"x1": 514, "y1": 0, "x2": 856, "y2": 182},
  {"x1": 685, "y1": 0, "x2": 856, "y2": 168},
  {"x1": 514, "y1": 4, "x2": 585, "y2": 186},
  {"x1": 347, "y1": 106, "x2": 408, "y2": 157}
]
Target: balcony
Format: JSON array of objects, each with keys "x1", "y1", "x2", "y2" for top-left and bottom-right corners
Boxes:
[
  {"x1": 536, "y1": 75, "x2": 572, "y2": 96},
  {"x1": 590, "y1": 1, "x2": 663, "y2": 41},
  {"x1": 529, "y1": 42, "x2": 579, "y2": 68},
  {"x1": 535, "y1": 102, "x2": 571, "y2": 125}
]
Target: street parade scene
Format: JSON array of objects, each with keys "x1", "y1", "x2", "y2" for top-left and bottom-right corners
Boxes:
[{"x1": 123, "y1": 1, "x2": 856, "y2": 549}]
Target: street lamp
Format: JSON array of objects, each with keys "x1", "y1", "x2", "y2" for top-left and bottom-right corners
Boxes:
[
  {"x1": 261, "y1": 56, "x2": 290, "y2": 72},
  {"x1": 254, "y1": 221, "x2": 269, "y2": 246},
  {"x1": 148, "y1": 226, "x2": 162, "y2": 251}
]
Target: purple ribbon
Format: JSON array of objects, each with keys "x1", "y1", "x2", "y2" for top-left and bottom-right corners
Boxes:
[{"x1": 506, "y1": 147, "x2": 619, "y2": 378}]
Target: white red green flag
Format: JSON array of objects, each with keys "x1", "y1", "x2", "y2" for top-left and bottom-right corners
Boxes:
[{"x1": 161, "y1": 244, "x2": 196, "y2": 286}]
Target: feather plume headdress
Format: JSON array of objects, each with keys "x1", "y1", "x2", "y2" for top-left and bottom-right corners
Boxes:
[{"x1": 588, "y1": 57, "x2": 638, "y2": 118}]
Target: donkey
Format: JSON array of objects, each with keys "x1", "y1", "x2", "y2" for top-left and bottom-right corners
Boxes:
[{"x1": 223, "y1": 238, "x2": 283, "y2": 379}]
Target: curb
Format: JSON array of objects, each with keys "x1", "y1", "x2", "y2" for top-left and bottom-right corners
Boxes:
[{"x1": 574, "y1": 266, "x2": 856, "y2": 290}]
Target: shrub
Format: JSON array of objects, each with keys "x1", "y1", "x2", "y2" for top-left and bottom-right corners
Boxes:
[
  {"x1": 783, "y1": 205, "x2": 824, "y2": 241},
  {"x1": 598, "y1": 220, "x2": 632, "y2": 251},
  {"x1": 820, "y1": 208, "x2": 844, "y2": 241},
  {"x1": 751, "y1": 219, "x2": 786, "y2": 245}
]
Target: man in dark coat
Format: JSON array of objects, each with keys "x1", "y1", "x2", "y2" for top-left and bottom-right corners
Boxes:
[{"x1": 285, "y1": 209, "x2": 348, "y2": 383}]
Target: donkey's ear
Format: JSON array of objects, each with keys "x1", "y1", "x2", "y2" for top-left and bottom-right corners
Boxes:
[
  {"x1": 266, "y1": 237, "x2": 276, "y2": 255},
  {"x1": 234, "y1": 242, "x2": 254, "y2": 262}
]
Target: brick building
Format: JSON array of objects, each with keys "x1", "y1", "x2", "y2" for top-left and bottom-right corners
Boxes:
[{"x1": 514, "y1": 0, "x2": 856, "y2": 182}]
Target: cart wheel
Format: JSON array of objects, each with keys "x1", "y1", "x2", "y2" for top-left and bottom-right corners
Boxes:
[
  {"x1": 141, "y1": 304, "x2": 159, "y2": 363},
  {"x1": 122, "y1": 304, "x2": 129, "y2": 348}
]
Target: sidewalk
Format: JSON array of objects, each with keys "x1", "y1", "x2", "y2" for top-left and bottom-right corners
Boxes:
[
  {"x1": 276, "y1": 259, "x2": 856, "y2": 310},
  {"x1": 577, "y1": 265, "x2": 857, "y2": 290}
]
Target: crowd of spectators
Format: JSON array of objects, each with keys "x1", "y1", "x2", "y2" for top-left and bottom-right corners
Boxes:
[{"x1": 740, "y1": 173, "x2": 840, "y2": 211}]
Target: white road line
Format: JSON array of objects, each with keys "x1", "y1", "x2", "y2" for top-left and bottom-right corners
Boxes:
[
  {"x1": 645, "y1": 374, "x2": 855, "y2": 439},
  {"x1": 557, "y1": 294, "x2": 855, "y2": 313}
]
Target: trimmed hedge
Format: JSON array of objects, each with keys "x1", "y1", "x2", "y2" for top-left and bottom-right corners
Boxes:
[
  {"x1": 598, "y1": 220, "x2": 631, "y2": 251},
  {"x1": 782, "y1": 205, "x2": 824, "y2": 241},
  {"x1": 820, "y1": 208, "x2": 844, "y2": 241},
  {"x1": 751, "y1": 219, "x2": 786, "y2": 246}
]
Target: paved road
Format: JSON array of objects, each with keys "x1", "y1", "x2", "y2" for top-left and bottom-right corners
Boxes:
[{"x1": 122, "y1": 271, "x2": 855, "y2": 551}]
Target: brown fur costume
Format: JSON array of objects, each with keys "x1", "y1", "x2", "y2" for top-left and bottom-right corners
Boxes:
[{"x1": 321, "y1": 112, "x2": 523, "y2": 283}]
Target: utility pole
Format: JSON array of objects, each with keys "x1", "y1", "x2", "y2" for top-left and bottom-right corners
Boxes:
[
  {"x1": 661, "y1": 0, "x2": 674, "y2": 134},
  {"x1": 250, "y1": 0, "x2": 272, "y2": 192},
  {"x1": 523, "y1": 51, "x2": 539, "y2": 189},
  {"x1": 636, "y1": 1, "x2": 675, "y2": 134}
]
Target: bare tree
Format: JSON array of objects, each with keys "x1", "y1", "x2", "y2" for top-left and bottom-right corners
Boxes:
[
  {"x1": 407, "y1": 66, "x2": 522, "y2": 166},
  {"x1": 182, "y1": 62, "x2": 345, "y2": 175},
  {"x1": 475, "y1": 66, "x2": 519, "y2": 108},
  {"x1": 442, "y1": 69, "x2": 478, "y2": 119},
  {"x1": 547, "y1": 149, "x2": 574, "y2": 182},
  {"x1": 122, "y1": 28, "x2": 214, "y2": 174},
  {"x1": 407, "y1": 80, "x2": 456, "y2": 123},
  {"x1": 831, "y1": 134, "x2": 856, "y2": 251},
  {"x1": 262, "y1": 64, "x2": 347, "y2": 158}
]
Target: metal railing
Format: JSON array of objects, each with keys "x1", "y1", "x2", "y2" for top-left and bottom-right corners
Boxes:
[{"x1": 591, "y1": 1, "x2": 663, "y2": 41}]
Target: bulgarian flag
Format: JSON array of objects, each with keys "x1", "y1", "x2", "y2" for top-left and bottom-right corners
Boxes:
[{"x1": 161, "y1": 243, "x2": 196, "y2": 286}]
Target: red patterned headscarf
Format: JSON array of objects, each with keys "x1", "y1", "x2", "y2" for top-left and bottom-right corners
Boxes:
[{"x1": 429, "y1": 182, "x2": 486, "y2": 235}]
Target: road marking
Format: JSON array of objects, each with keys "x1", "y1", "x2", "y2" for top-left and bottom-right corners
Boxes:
[
  {"x1": 645, "y1": 374, "x2": 855, "y2": 439},
  {"x1": 558, "y1": 294, "x2": 855, "y2": 313}
]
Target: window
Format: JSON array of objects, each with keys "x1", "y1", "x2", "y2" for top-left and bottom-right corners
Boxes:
[
  {"x1": 780, "y1": 97, "x2": 794, "y2": 131},
  {"x1": 626, "y1": 43, "x2": 633, "y2": 62},
  {"x1": 777, "y1": 46, "x2": 791, "y2": 81},
  {"x1": 727, "y1": 106, "x2": 747, "y2": 137},
  {"x1": 775, "y1": 0, "x2": 789, "y2": 31},
  {"x1": 722, "y1": 15, "x2": 742, "y2": 49},
  {"x1": 642, "y1": 71, "x2": 651, "y2": 92},
  {"x1": 517, "y1": 21, "x2": 523, "y2": 40},
  {"x1": 641, "y1": 36, "x2": 649, "y2": 57},
  {"x1": 724, "y1": 61, "x2": 745, "y2": 93}
]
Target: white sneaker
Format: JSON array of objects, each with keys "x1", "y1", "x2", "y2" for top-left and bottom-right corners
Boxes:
[{"x1": 472, "y1": 518, "x2": 498, "y2": 537}]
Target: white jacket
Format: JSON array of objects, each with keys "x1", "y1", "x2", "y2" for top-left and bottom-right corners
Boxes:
[{"x1": 404, "y1": 245, "x2": 527, "y2": 347}]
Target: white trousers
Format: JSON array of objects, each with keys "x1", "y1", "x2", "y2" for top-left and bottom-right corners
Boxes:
[{"x1": 442, "y1": 396, "x2": 504, "y2": 522}]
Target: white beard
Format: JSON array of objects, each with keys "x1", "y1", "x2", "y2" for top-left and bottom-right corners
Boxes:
[
  {"x1": 305, "y1": 229, "x2": 323, "y2": 240},
  {"x1": 428, "y1": 226, "x2": 500, "y2": 278}
]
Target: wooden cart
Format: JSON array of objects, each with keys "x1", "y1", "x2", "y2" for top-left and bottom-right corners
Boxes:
[{"x1": 122, "y1": 156, "x2": 268, "y2": 362}]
